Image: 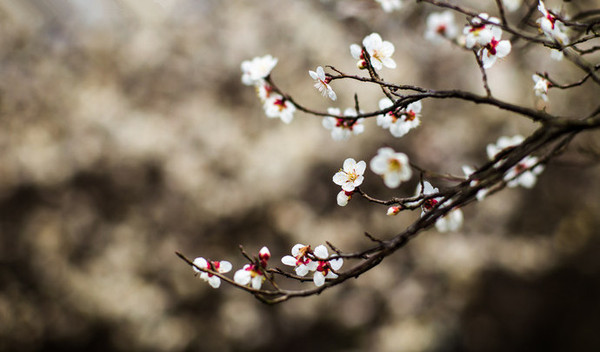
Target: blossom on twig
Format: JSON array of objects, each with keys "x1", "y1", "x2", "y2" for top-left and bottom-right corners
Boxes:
[
  {"x1": 351, "y1": 33, "x2": 396, "y2": 70},
  {"x1": 192, "y1": 257, "x2": 232, "y2": 289},
  {"x1": 333, "y1": 158, "x2": 366, "y2": 192},
  {"x1": 233, "y1": 247, "x2": 270, "y2": 290},
  {"x1": 281, "y1": 244, "x2": 319, "y2": 276},
  {"x1": 312, "y1": 245, "x2": 343, "y2": 287},
  {"x1": 322, "y1": 107, "x2": 365, "y2": 141},
  {"x1": 309, "y1": 66, "x2": 336, "y2": 101}
]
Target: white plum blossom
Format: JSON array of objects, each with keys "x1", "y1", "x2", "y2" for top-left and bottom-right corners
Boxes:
[
  {"x1": 377, "y1": 98, "x2": 422, "y2": 137},
  {"x1": 425, "y1": 11, "x2": 458, "y2": 44},
  {"x1": 351, "y1": 33, "x2": 396, "y2": 70},
  {"x1": 309, "y1": 66, "x2": 336, "y2": 101},
  {"x1": 322, "y1": 107, "x2": 365, "y2": 141},
  {"x1": 532, "y1": 74, "x2": 551, "y2": 102},
  {"x1": 479, "y1": 32, "x2": 511, "y2": 69},
  {"x1": 263, "y1": 94, "x2": 296, "y2": 124},
  {"x1": 337, "y1": 190, "x2": 353, "y2": 206},
  {"x1": 233, "y1": 246, "x2": 270, "y2": 290},
  {"x1": 392, "y1": 101, "x2": 422, "y2": 138},
  {"x1": 192, "y1": 257, "x2": 232, "y2": 289},
  {"x1": 375, "y1": 0, "x2": 402, "y2": 13},
  {"x1": 463, "y1": 13, "x2": 501, "y2": 49},
  {"x1": 435, "y1": 208, "x2": 464, "y2": 232},
  {"x1": 241, "y1": 55, "x2": 278, "y2": 86},
  {"x1": 370, "y1": 147, "x2": 412, "y2": 188},
  {"x1": 537, "y1": 1, "x2": 569, "y2": 45},
  {"x1": 486, "y1": 135, "x2": 525, "y2": 160},
  {"x1": 504, "y1": 156, "x2": 545, "y2": 188},
  {"x1": 416, "y1": 181, "x2": 442, "y2": 217},
  {"x1": 333, "y1": 158, "x2": 367, "y2": 192},
  {"x1": 312, "y1": 245, "x2": 343, "y2": 287},
  {"x1": 486, "y1": 135, "x2": 545, "y2": 188},
  {"x1": 503, "y1": 0, "x2": 522, "y2": 12},
  {"x1": 281, "y1": 244, "x2": 319, "y2": 276}
]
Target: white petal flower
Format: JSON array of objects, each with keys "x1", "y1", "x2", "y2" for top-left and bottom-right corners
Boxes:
[
  {"x1": 375, "y1": 0, "x2": 402, "y2": 13},
  {"x1": 425, "y1": 11, "x2": 458, "y2": 44},
  {"x1": 435, "y1": 208, "x2": 464, "y2": 232},
  {"x1": 192, "y1": 257, "x2": 232, "y2": 289},
  {"x1": 416, "y1": 181, "x2": 442, "y2": 216},
  {"x1": 322, "y1": 107, "x2": 364, "y2": 141},
  {"x1": 332, "y1": 158, "x2": 366, "y2": 192},
  {"x1": 480, "y1": 38, "x2": 511, "y2": 69},
  {"x1": 264, "y1": 94, "x2": 296, "y2": 124},
  {"x1": 309, "y1": 66, "x2": 336, "y2": 101},
  {"x1": 362, "y1": 33, "x2": 396, "y2": 70},
  {"x1": 532, "y1": 74, "x2": 550, "y2": 101},
  {"x1": 463, "y1": 13, "x2": 501, "y2": 49},
  {"x1": 234, "y1": 265, "x2": 252, "y2": 286},
  {"x1": 389, "y1": 101, "x2": 421, "y2": 138},
  {"x1": 370, "y1": 147, "x2": 412, "y2": 188},
  {"x1": 281, "y1": 244, "x2": 318, "y2": 277},
  {"x1": 241, "y1": 55, "x2": 278, "y2": 86},
  {"x1": 537, "y1": 1, "x2": 569, "y2": 45},
  {"x1": 504, "y1": 156, "x2": 544, "y2": 188},
  {"x1": 311, "y1": 245, "x2": 343, "y2": 287}
]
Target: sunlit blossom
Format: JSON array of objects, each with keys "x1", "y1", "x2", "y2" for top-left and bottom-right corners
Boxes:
[{"x1": 333, "y1": 158, "x2": 366, "y2": 192}]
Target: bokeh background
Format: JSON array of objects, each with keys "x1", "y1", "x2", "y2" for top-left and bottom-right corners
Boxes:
[{"x1": 1, "y1": 0, "x2": 600, "y2": 351}]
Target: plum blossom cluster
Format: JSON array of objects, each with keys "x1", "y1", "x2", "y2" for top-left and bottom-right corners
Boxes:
[
  {"x1": 463, "y1": 13, "x2": 511, "y2": 69},
  {"x1": 537, "y1": 0, "x2": 569, "y2": 46},
  {"x1": 179, "y1": 0, "x2": 600, "y2": 304},
  {"x1": 415, "y1": 181, "x2": 464, "y2": 232},
  {"x1": 487, "y1": 135, "x2": 545, "y2": 189},
  {"x1": 241, "y1": 55, "x2": 296, "y2": 124},
  {"x1": 377, "y1": 98, "x2": 422, "y2": 138},
  {"x1": 281, "y1": 244, "x2": 344, "y2": 287},
  {"x1": 322, "y1": 107, "x2": 364, "y2": 141}
]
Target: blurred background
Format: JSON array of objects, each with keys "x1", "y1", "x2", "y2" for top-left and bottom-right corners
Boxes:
[{"x1": 1, "y1": 0, "x2": 600, "y2": 351}]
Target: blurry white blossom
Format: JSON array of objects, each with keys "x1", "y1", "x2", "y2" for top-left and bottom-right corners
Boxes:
[{"x1": 370, "y1": 147, "x2": 412, "y2": 188}]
